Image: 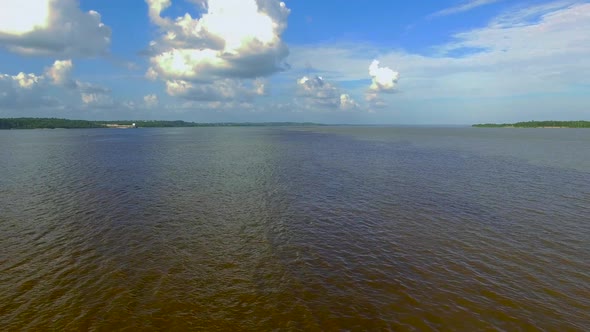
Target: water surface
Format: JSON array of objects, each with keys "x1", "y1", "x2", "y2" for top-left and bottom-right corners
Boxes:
[{"x1": 1, "y1": 127, "x2": 589, "y2": 330}]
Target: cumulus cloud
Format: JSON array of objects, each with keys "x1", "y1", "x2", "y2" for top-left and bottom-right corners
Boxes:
[
  {"x1": 0, "y1": 62, "x2": 69, "y2": 95},
  {"x1": 0, "y1": 59, "x2": 113, "y2": 113},
  {"x1": 144, "y1": 94, "x2": 159, "y2": 108},
  {"x1": 11, "y1": 72, "x2": 44, "y2": 89},
  {"x1": 369, "y1": 60, "x2": 399, "y2": 93},
  {"x1": 145, "y1": 0, "x2": 290, "y2": 79},
  {"x1": 297, "y1": 75, "x2": 359, "y2": 110},
  {"x1": 44, "y1": 59, "x2": 111, "y2": 97},
  {"x1": 295, "y1": 2, "x2": 590, "y2": 100},
  {"x1": 0, "y1": 73, "x2": 40, "y2": 92},
  {"x1": 0, "y1": 72, "x2": 57, "y2": 109},
  {"x1": 339, "y1": 94, "x2": 358, "y2": 110},
  {"x1": 0, "y1": 0, "x2": 111, "y2": 57},
  {"x1": 45, "y1": 59, "x2": 73, "y2": 86},
  {"x1": 145, "y1": 0, "x2": 290, "y2": 102},
  {"x1": 287, "y1": 2, "x2": 590, "y2": 121}
]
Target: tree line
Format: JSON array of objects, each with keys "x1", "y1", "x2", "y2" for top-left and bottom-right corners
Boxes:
[
  {"x1": 473, "y1": 121, "x2": 590, "y2": 128},
  {"x1": 0, "y1": 118, "x2": 104, "y2": 129},
  {"x1": 0, "y1": 118, "x2": 323, "y2": 129}
]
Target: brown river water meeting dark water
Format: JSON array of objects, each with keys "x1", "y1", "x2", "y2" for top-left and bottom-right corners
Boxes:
[{"x1": 1, "y1": 126, "x2": 589, "y2": 330}]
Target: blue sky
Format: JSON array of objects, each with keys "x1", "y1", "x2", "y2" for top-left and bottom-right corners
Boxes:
[{"x1": 0, "y1": 0, "x2": 588, "y2": 124}]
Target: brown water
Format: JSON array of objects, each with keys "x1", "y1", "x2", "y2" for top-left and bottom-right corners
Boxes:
[{"x1": 1, "y1": 127, "x2": 589, "y2": 330}]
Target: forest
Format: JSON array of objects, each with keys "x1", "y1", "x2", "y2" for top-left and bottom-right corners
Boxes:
[
  {"x1": 0, "y1": 118, "x2": 321, "y2": 129},
  {"x1": 473, "y1": 121, "x2": 590, "y2": 128}
]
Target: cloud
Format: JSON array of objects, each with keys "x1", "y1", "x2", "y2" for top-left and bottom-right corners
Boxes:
[
  {"x1": 282, "y1": 1, "x2": 590, "y2": 122},
  {"x1": 0, "y1": 59, "x2": 114, "y2": 113},
  {"x1": 0, "y1": 72, "x2": 57, "y2": 109},
  {"x1": 365, "y1": 92, "x2": 387, "y2": 110},
  {"x1": 422, "y1": 1, "x2": 590, "y2": 96},
  {"x1": 369, "y1": 60, "x2": 400, "y2": 93},
  {"x1": 0, "y1": 0, "x2": 111, "y2": 57},
  {"x1": 0, "y1": 73, "x2": 40, "y2": 92},
  {"x1": 145, "y1": 0, "x2": 290, "y2": 80},
  {"x1": 254, "y1": 79, "x2": 266, "y2": 96},
  {"x1": 297, "y1": 75, "x2": 359, "y2": 110},
  {"x1": 0, "y1": 63, "x2": 65, "y2": 97},
  {"x1": 145, "y1": 0, "x2": 290, "y2": 102},
  {"x1": 45, "y1": 59, "x2": 111, "y2": 97},
  {"x1": 81, "y1": 93, "x2": 113, "y2": 108},
  {"x1": 429, "y1": 0, "x2": 504, "y2": 18},
  {"x1": 45, "y1": 59, "x2": 73, "y2": 86},
  {"x1": 339, "y1": 94, "x2": 359, "y2": 110},
  {"x1": 144, "y1": 94, "x2": 160, "y2": 108},
  {"x1": 441, "y1": 2, "x2": 590, "y2": 62},
  {"x1": 11, "y1": 72, "x2": 44, "y2": 89},
  {"x1": 291, "y1": 2, "x2": 590, "y2": 101},
  {"x1": 166, "y1": 78, "x2": 265, "y2": 101}
]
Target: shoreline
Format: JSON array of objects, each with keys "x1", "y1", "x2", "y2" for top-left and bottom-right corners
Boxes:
[{"x1": 473, "y1": 121, "x2": 590, "y2": 129}]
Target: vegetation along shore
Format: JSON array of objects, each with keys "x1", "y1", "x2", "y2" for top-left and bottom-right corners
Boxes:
[
  {"x1": 473, "y1": 121, "x2": 590, "y2": 128},
  {"x1": 0, "y1": 118, "x2": 322, "y2": 129}
]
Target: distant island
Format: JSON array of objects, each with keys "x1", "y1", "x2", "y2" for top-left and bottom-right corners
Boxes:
[
  {"x1": 0, "y1": 118, "x2": 323, "y2": 130},
  {"x1": 473, "y1": 121, "x2": 590, "y2": 128}
]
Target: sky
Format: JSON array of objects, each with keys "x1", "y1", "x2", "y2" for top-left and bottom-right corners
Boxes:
[{"x1": 0, "y1": 0, "x2": 589, "y2": 124}]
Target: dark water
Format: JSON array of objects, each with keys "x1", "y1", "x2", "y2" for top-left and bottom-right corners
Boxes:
[{"x1": 1, "y1": 127, "x2": 589, "y2": 330}]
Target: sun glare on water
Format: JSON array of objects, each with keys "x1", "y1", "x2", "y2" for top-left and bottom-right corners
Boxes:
[{"x1": 0, "y1": 0, "x2": 51, "y2": 35}]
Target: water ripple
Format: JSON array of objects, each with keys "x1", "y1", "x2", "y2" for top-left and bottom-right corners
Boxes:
[{"x1": 0, "y1": 127, "x2": 589, "y2": 330}]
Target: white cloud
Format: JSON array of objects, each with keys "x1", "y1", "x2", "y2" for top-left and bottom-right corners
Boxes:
[
  {"x1": 369, "y1": 60, "x2": 399, "y2": 93},
  {"x1": 0, "y1": 73, "x2": 40, "y2": 90},
  {"x1": 45, "y1": 59, "x2": 73, "y2": 86},
  {"x1": 297, "y1": 75, "x2": 359, "y2": 110},
  {"x1": 147, "y1": 0, "x2": 173, "y2": 27},
  {"x1": 45, "y1": 59, "x2": 111, "y2": 98},
  {"x1": 429, "y1": 0, "x2": 504, "y2": 18},
  {"x1": 12, "y1": 72, "x2": 44, "y2": 89},
  {"x1": 145, "y1": 0, "x2": 290, "y2": 102},
  {"x1": 254, "y1": 79, "x2": 266, "y2": 96},
  {"x1": 0, "y1": 0, "x2": 111, "y2": 57},
  {"x1": 365, "y1": 92, "x2": 387, "y2": 110},
  {"x1": 437, "y1": 2, "x2": 590, "y2": 63},
  {"x1": 0, "y1": 0, "x2": 51, "y2": 35},
  {"x1": 0, "y1": 59, "x2": 113, "y2": 113},
  {"x1": 0, "y1": 72, "x2": 57, "y2": 109},
  {"x1": 81, "y1": 94, "x2": 100, "y2": 105},
  {"x1": 81, "y1": 93, "x2": 113, "y2": 107},
  {"x1": 144, "y1": 94, "x2": 159, "y2": 108},
  {"x1": 339, "y1": 94, "x2": 359, "y2": 110},
  {"x1": 0, "y1": 60, "x2": 72, "y2": 94},
  {"x1": 289, "y1": 1, "x2": 590, "y2": 116},
  {"x1": 145, "y1": 0, "x2": 290, "y2": 80},
  {"x1": 276, "y1": 1, "x2": 590, "y2": 123}
]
